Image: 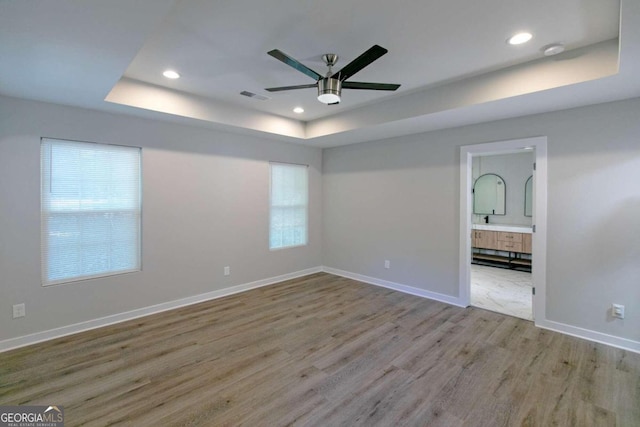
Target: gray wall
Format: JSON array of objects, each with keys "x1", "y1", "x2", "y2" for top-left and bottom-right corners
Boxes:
[
  {"x1": 472, "y1": 152, "x2": 533, "y2": 226},
  {"x1": 2, "y1": 93, "x2": 639, "y2": 346},
  {"x1": 323, "y1": 97, "x2": 640, "y2": 343},
  {"x1": 0, "y1": 96, "x2": 322, "y2": 342}
]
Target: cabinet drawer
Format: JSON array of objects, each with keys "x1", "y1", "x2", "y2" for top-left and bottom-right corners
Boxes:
[
  {"x1": 497, "y1": 241, "x2": 523, "y2": 252},
  {"x1": 497, "y1": 232, "x2": 522, "y2": 243}
]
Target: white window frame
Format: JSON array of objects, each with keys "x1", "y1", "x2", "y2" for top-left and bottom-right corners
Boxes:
[
  {"x1": 269, "y1": 162, "x2": 309, "y2": 250},
  {"x1": 41, "y1": 138, "x2": 142, "y2": 286}
]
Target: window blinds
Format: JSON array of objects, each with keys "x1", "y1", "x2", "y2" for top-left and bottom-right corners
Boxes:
[
  {"x1": 41, "y1": 138, "x2": 141, "y2": 285},
  {"x1": 270, "y1": 162, "x2": 308, "y2": 249}
]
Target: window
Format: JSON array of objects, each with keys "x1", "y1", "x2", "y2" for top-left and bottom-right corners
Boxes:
[
  {"x1": 41, "y1": 138, "x2": 141, "y2": 285},
  {"x1": 269, "y1": 162, "x2": 308, "y2": 249}
]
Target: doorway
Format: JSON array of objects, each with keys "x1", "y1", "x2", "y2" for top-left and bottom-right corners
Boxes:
[
  {"x1": 470, "y1": 152, "x2": 533, "y2": 320},
  {"x1": 459, "y1": 137, "x2": 547, "y2": 323}
]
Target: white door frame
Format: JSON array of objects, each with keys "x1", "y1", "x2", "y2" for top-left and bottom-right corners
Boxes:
[{"x1": 459, "y1": 136, "x2": 547, "y2": 323}]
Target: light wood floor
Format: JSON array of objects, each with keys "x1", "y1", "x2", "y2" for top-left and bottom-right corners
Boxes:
[{"x1": 1, "y1": 273, "x2": 638, "y2": 426}]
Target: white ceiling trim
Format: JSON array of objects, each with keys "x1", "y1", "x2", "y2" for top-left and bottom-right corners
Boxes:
[
  {"x1": 106, "y1": 78, "x2": 305, "y2": 139},
  {"x1": 106, "y1": 39, "x2": 621, "y2": 146}
]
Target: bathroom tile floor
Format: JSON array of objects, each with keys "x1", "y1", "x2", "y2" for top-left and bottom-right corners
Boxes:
[{"x1": 471, "y1": 264, "x2": 533, "y2": 320}]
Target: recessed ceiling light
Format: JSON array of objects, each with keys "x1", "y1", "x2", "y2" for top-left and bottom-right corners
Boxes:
[
  {"x1": 523, "y1": 146, "x2": 534, "y2": 150},
  {"x1": 507, "y1": 32, "x2": 533, "y2": 45},
  {"x1": 293, "y1": 107, "x2": 304, "y2": 114},
  {"x1": 163, "y1": 70, "x2": 180, "y2": 79}
]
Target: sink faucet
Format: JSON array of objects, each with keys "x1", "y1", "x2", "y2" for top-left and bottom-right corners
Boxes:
[{"x1": 484, "y1": 215, "x2": 489, "y2": 224}]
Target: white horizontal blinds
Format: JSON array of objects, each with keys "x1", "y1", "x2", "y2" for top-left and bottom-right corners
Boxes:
[
  {"x1": 41, "y1": 138, "x2": 141, "y2": 285},
  {"x1": 270, "y1": 162, "x2": 308, "y2": 249}
]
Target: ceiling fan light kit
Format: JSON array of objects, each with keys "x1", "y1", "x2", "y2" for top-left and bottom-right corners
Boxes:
[
  {"x1": 265, "y1": 45, "x2": 400, "y2": 105},
  {"x1": 317, "y1": 78, "x2": 342, "y2": 104}
]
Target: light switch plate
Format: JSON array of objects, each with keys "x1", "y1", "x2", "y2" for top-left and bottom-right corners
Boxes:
[{"x1": 612, "y1": 303, "x2": 625, "y2": 319}]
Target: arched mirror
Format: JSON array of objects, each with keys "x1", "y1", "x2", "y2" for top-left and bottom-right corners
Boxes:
[
  {"x1": 473, "y1": 173, "x2": 506, "y2": 215},
  {"x1": 524, "y1": 175, "x2": 533, "y2": 217}
]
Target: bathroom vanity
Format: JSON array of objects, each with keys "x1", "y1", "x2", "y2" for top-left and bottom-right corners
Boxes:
[{"x1": 472, "y1": 224, "x2": 532, "y2": 270}]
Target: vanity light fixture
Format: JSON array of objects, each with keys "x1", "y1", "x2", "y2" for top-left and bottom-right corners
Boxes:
[
  {"x1": 507, "y1": 32, "x2": 533, "y2": 45},
  {"x1": 293, "y1": 107, "x2": 304, "y2": 114},
  {"x1": 162, "y1": 70, "x2": 180, "y2": 79}
]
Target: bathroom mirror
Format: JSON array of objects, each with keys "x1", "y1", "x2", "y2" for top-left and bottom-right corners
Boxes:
[
  {"x1": 524, "y1": 175, "x2": 533, "y2": 217},
  {"x1": 473, "y1": 173, "x2": 506, "y2": 215}
]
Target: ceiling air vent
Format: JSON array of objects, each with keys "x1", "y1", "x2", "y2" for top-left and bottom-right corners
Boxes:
[{"x1": 240, "y1": 91, "x2": 270, "y2": 101}]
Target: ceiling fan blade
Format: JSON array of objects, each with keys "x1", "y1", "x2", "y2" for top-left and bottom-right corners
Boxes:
[
  {"x1": 268, "y1": 49, "x2": 322, "y2": 81},
  {"x1": 342, "y1": 81, "x2": 401, "y2": 91},
  {"x1": 265, "y1": 84, "x2": 318, "y2": 92},
  {"x1": 332, "y1": 45, "x2": 388, "y2": 81}
]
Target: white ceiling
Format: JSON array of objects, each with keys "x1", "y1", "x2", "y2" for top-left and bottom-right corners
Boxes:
[{"x1": 1, "y1": 0, "x2": 639, "y2": 147}]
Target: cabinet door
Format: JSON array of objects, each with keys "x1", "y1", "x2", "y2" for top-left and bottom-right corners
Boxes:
[
  {"x1": 522, "y1": 233, "x2": 532, "y2": 254},
  {"x1": 474, "y1": 230, "x2": 498, "y2": 249}
]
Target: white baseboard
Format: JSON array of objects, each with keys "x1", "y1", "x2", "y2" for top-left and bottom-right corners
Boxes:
[
  {"x1": 535, "y1": 319, "x2": 640, "y2": 354},
  {"x1": 4, "y1": 266, "x2": 638, "y2": 355},
  {"x1": 322, "y1": 266, "x2": 466, "y2": 308},
  {"x1": 323, "y1": 266, "x2": 640, "y2": 354},
  {"x1": 0, "y1": 266, "x2": 322, "y2": 353}
]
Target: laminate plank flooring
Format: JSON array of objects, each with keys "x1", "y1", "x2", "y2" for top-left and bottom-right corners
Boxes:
[{"x1": 1, "y1": 272, "x2": 638, "y2": 426}]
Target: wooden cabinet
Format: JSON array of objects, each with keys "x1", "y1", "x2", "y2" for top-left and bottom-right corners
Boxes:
[
  {"x1": 472, "y1": 228, "x2": 532, "y2": 270},
  {"x1": 522, "y1": 233, "x2": 532, "y2": 254},
  {"x1": 473, "y1": 230, "x2": 531, "y2": 252}
]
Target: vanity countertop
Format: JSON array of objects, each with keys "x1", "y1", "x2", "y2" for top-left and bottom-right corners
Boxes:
[{"x1": 472, "y1": 224, "x2": 532, "y2": 233}]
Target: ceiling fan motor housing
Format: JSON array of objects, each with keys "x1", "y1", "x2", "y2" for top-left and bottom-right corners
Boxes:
[{"x1": 317, "y1": 78, "x2": 342, "y2": 103}]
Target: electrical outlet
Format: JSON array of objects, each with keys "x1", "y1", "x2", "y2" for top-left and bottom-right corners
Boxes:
[
  {"x1": 224, "y1": 266, "x2": 230, "y2": 276},
  {"x1": 612, "y1": 304, "x2": 625, "y2": 319},
  {"x1": 384, "y1": 260, "x2": 390, "y2": 269},
  {"x1": 13, "y1": 303, "x2": 25, "y2": 319}
]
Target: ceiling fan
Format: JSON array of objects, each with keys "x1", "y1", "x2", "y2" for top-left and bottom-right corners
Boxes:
[{"x1": 265, "y1": 45, "x2": 400, "y2": 105}]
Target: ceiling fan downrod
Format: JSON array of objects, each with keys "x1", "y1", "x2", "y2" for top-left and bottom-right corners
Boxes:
[{"x1": 318, "y1": 53, "x2": 341, "y2": 104}]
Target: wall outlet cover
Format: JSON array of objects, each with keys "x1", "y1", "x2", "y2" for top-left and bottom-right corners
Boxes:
[{"x1": 13, "y1": 303, "x2": 26, "y2": 319}]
